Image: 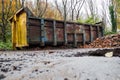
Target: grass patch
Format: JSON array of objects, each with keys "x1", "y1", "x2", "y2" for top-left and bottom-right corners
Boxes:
[
  {"x1": 0, "y1": 41, "x2": 12, "y2": 50},
  {"x1": 104, "y1": 31, "x2": 117, "y2": 36}
]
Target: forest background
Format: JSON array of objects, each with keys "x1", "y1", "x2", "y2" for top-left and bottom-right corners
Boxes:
[{"x1": 0, "y1": 0, "x2": 120, "y2": 49}]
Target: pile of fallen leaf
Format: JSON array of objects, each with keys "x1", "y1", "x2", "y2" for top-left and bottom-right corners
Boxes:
[{"x1": 84, "y1": 33, "x2": 120, "y2": 48}]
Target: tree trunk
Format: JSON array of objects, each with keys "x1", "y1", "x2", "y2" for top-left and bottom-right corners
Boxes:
[
  {"x1": 1, "y1": 0, "x2": 6, "y2": 42},
  {"x1": 22, "y1": 0, "x2": 25, "y2": 7}
]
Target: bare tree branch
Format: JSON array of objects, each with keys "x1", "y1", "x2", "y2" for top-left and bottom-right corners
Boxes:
[
  {"x1": 22, "y1": 0, "x2": 25, "y2": 7},
  {"x1": 75, "y1": 0, "x2": 85, "y2": 20},
  {"x1": 35, "y1": 0, "x2": 48, "y2": 17},
  {"x1": 54, "y1": 0, "x2": 63, "y2": 19},
  {"x1": 40, "y1": 0, "x2": 48, "y2": 17}
]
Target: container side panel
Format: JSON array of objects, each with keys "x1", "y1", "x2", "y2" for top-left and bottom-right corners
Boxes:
[
  {"x1": 29, "y1": 26, "x2": 41, "y2": 42},
  {"x1": 56, "y1": 22, "x2": 64, "y2": 28},
  {"x1": 44, "y1": 20, "x2": 53, "y2": 42},
  {"x1": 84, "y1": 26, "x2": 90, "y2": 42},
  {"x1": 76, "y1": 34, "x2": 83, "y2": 42},
  {"x1": 92, "y1": 26, "x2": 97, "y2": 40},
  {"x1": 92, "y1": 26, "x2": 97, "y2": 31},
  {"x1": 92, "y1": 31, "x2": 97, "y2": 40},
  {"x1": 44, "y1": 27, "x2": 53, "y2": 42},
  {"x1": 74, "y1": 24, "x2": 81, "y2": 33},
  {"x1": 44, "y1": 20, "x2": 53, "y2": 27},
  {"x1": 56, "y1": 22, "x2": 64, "y2": 42},
  {"x1": 67, "y1": 34, "x2": 74, "y2": 42},
  {"x1": 29, "y1": 19, "x2": 41, "y2": 26},
  {"x1": 56, "y1": 28, "x2": 64, "y2": 42},
  {"x1": 66, "y1": 23, "x2": 74, "y2": 33}
]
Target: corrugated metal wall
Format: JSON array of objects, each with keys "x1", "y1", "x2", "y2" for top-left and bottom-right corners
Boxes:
[{"x1": 28, "y1": 17, "x2": 103, "y2": 47}]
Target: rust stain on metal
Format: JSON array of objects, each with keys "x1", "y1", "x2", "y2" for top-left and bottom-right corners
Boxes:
[
  {"x1": 67, "y1": 33, "x2": 74, "y2": 42},
  {"x1": 56, "y1": 28, "x2": 64, "y2": 41},
  {"x1": 45, "y1": 27, "x2": 53, "y2": 42}
]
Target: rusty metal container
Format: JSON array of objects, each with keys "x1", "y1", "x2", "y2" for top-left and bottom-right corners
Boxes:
[{"x1": 9, "y1": 7, "x2": 104, "y2": 48}]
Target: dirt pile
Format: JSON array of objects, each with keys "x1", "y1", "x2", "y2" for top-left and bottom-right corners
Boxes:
[{"x1": 84, "y1": 33, "x2": 120, "y2": 48}]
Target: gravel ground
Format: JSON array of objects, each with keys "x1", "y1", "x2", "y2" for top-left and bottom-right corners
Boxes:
[{"x1": 0, "y1": 49, "x2": 120, "y2": 80}]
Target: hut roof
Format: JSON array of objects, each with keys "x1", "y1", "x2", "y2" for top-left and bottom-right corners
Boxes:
[{"x1": 9, "y1": 7, "x2": 34, "y2": 22}]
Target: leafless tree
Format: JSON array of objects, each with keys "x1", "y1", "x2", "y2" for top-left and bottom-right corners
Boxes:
[
  {"x1": 88, "y1": 0, "x2": 94, "y2": 17},
  {"x1": 83, "y1": 0, "x2": 100, "y2": 23},
  {"x1": 54, "y1": 0, "x2": 85, "y2": 21},
  {"x1": 84, "y1": 0, "x2": 90, "y2": 18},
  {"x1": 101, "y1": 0, "x2": 111, "y2": 29},
  {"x1": 69, "y1": 0, "x2": 85, "y2": 21},
  {"x1": 21, "y1": 0, "x2": 25, "y2": 7},
  {"x1": 75, "y1": 0, "x2": 85, "y2": 20},
  {"x1": 35, "y1": 0, "x2": 48, "y2": 17},
  {"x1": 54, "y1": 0, "x2": 63, "y2": 19},
  {"x1": 54, "y1": 0, "x2": 69, "y2": 21},
  {"x1": 62, "y1": 0, "x2": 68, "y2": 21},
  {"x1": 70, "y1": 0, "x2": 79, "y2": 21}
]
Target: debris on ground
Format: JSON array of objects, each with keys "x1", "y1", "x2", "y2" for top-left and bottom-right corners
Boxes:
[
  {"x1": 105, "y1": 52, "x2": 113, "y2": 57},
  {"x1": 0, "y1": 74, "x2": 6, "y2": 79},
  {"x1": 84, "y1": 33, "x2": 120, "y2": 48}
]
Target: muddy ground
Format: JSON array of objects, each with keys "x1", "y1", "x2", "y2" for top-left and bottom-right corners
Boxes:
[{"x1": 0, "y1": 48, "x2": 120, "y2": 80}]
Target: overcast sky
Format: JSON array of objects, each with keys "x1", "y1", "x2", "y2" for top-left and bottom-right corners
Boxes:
[{"x1": 26, "y1": 0, "x2": 110, "y2": 17}]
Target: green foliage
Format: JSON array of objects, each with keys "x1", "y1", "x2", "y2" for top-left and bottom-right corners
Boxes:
[
  {"x1": 77, "y1": 16, "x2": 99, "y2": 24},
  {"x1": 77, "y1": 18, "x2": 84, "y2": 23},
  {"x1": 109, "y1": 5, "x2": 117, "y2": 32},
  {"x1": 84, "y1": 17, "x2": 94, "y2": 24},
  {"x1": 104, "y1": 31, "x2": 117, "y2": 36},
  {"x1": 0, "y1": 40, "x2": 12, "y2": 50},
  {"x1": 0, "y1": 23, "x2": 12, "y2": 50},
  {"x1": 5, "y1": 23, "x2": 12, "y2": 40}
]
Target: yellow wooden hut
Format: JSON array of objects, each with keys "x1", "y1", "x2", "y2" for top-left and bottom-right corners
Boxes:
[{"x1": 9, "y1": 7, "x2": 34, "y2": 49}]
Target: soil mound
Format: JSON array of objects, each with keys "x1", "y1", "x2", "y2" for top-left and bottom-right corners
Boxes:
[{"x1": 84, "y1": 33, "x2": 120, "y2": 48}]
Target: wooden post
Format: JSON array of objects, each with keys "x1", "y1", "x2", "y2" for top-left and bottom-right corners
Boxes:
[
  {"x1": 90, "y1": 26, "x2": 93, "y2": 42},
  {"x1": 101, "y1": 26, "x2": 104, "y2": 36},
  {"x1": 83, "y1": 28, "x2": 86, "y2": 44},
  {"x1": 73, "y1": 33, "x2": 77, "y2": 47},
  {"x1": 82, "y1": 33, "x2": 85, "y2": 45},
  {"x1": 41, "y1": 18, "x2": 45, "y2": 46},
  {"x1": 53, "y1": 20, "x2": 57, "y2": 46},
  {"x1": 101, "y1": 20, "x2": 105, "y2": 37},
  {"x1": 26, "y1": 16, "x2": 30, "y2": 44},
  {"x1": 13, "y1": 21, "x2": 16, "y2": 50},
  {"x1": 64, "y1": 22, "x2": 67, "y2": 45},
  {"x1": 97, "y1": 26, "x2": 100, "y2": 38}
]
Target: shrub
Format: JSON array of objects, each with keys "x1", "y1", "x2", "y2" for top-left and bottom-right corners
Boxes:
[
  {"x1": 104, "y1": 31, "x2": 117, "y2": 36},
  {"x1": 0, "y1": 41, "x2": 12, "y2": 50}
]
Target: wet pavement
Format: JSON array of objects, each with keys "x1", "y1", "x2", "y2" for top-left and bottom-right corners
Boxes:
[{"x1": 0, "y1": 49, "x2": 120, "y2": 80}]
